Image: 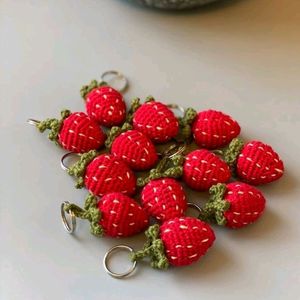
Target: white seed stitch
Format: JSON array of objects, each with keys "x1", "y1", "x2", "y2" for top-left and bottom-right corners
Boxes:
[
  {"x1": 110, "y1": 210, "x2": 116, "y2": 214},
  {"x1": 256, "y1": 163, "x2": 261, "y2": 168},
  {"x1": 180, "y1": 225, "x2": 188, "y2": 229},
  {"x1": 129, "y1": 222, "x2": 135, "y2": 226},
  {"x1": 113, "y1": 199, "x2": 119, "y2": 204},
  {"x1": 156, "y1": 126, "x2": 163, "y2": 131},
  {"x1": 128, "y1": 213, "x2": 133, "y2": 216},
  {"x1": 201, "y1": 131, "x2": 208, "y2": 136},
  {"x1": 246, "y1": 157, "x2": 253, "y2": 162},
  {"x1": 172, "y1": 194, "x2": 177, "y2": 201},
  {"x1": 188, "y1": 254, "x2": 198, "y2": 259},
  {"x1": 237, "y1": 191, "x2": 244, "y2": 195},
  {"x1": 224, "y1": 120, "x2": 231, "y2": 126},
  {"x1": 68, "y1": 129, "x2": 75, "y2": 134},
  {"x1": 92, "y1": 176, "x2": 98, "y2": 182},
  {"x1": 126, "y1": 172, "x2": 130, "y2": 179},
  {"x1": 192, "y1": 226, "x2": 199, "y2": 230},
  {"x1": 105, "y1": 178, "x2": 112, "y2": 182},
  {"x1": 112, "y1": 223, "x2": 118, "y2": 227},
  {"x1": 275, "y1": 168, "x2": 283, "y2": 173},
  {"x1": 171, "y1": 256, "x2": 177, "y2": 260},
  {"x1": 233, "y1": 212, "x2": 241, "y2": 215},
  {"x1": 187, "y1": 245, "x2": 193, "y2": 249},
  {"x1": 175, "y1": 245, "x2": 182, "y2": 248}
]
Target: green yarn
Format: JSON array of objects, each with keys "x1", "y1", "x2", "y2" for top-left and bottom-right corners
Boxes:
[
  {"x1": 131, "y1": 224, "x2": 169, "y2": 269},
  {"x1": 222, "y1": 138, "x2": 244, "y2": 167},
  {"x1": 137, "y1": 154, "x2": 184, "y2": 187},
  {"x1": 199, "y1": 183, "x2": 230, "y2": 226},
  {"x1": 175, "y1": 107, "x2": 197, "y2": 143},
  {"x1": 80, "y1": 79, "x2": 108, "y2": 99},
  {"x1": 145, "y1": 95, "x2": 155, "y2": 103},
  {"x1": 67, "y1": 150, "x2": 98, "y2": 188},
  {"x1": 63, "y1": 194, "x2": 103, "y2": 236},
  {"x1": 36, "y1": 109, "x2": 71, "y2": 144},
  {"x1": 126, "y1": 97, "x2": 141, "y2": 123},
  {"x1": 105, "y1": 122, "x2": 132, "y2": 149}
]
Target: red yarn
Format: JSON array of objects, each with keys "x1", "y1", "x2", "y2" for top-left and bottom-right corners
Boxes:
[
  {"x1": 183, "y1": 149, "x2": 231, "y2": 191},
  {"x1": 133, "y1": 101, "x2": 179, "y2": 143},
  {"x1": 236, "y1": 141, "x2": 284, "y2": 185},
  {"x1": 98, "y1": 193, "x2": 149, "y2": 237},
  {"x1": 192, "y1": 110, "x2": 241, "y2": 149},
  {"x1": 223, "y1": 182, "x2": 266, "y2": 228},
  {"x1": 141, "y1": 178, "x2": 187, "y2": 222},
  {"x1": 58, "y1": 112, "x2": 106, "y2": 153},
  {"x1": 86, "y1": 86, "x2": 126, "y2": 127},
  {"x1": 160, "y1": 217, "x2": 215, "y2": 267},
  {"x1": 84, "y1": 154, "x2": 136, "y2": 196},
  {"x1": 111, "y1": 130, "x2": 158, "y2": 171}
]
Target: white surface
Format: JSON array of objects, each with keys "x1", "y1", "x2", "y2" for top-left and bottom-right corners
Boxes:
[{"x1": 1, "y1": 0, "x2": 300, "y2": 299}]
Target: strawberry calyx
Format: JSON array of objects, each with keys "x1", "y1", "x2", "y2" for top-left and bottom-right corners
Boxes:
[
  {"x1": 67, "y1": 150, "x2": 98, "y2": 188},
  {"x1": 63, "y1": 193, "x2": 104, "y2": 236},
  {"x1": 222, "y1": 138, "x2": 244, "y2": 167},
  {"x1": 80, "y1": 79, "x2": 108, "y2": 99},
  {"x1": 126, "y1": 97, "x2": 141, "y2": 123},
  {"x1": 137, "y1": 154, "x2": 184, "y2": 187},
  {"x1": 199, "y1": 183, "x2": 230, "y2": 226},
  {"x1": 105, "y1": 122, "x2": 132, "y2": 149},
  {"x1": 175, "y1": 107, "x2": 197, "y2": 143},
  {"x1": 36, "y1": 109, "x2": 71, "y2": 144},
  {"x1": 131, "y1": 224, "x2": 169, "y2": 269}
]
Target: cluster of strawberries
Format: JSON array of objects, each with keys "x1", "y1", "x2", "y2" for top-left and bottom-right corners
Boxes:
[{"x1": 31, "y1": 78, "x2": 284, "y2": 272}]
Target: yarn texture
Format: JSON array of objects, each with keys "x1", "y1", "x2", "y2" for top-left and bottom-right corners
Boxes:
[
  {"x1": 111, "y1": 129, "x2": 158, "y2": 171},
  {"x1": 183, "y1": 149, "x2": 231, "y2": 191},
  {"x1": 133, "y1": 100, "x2": 179, "y2": 143},
  {"x1": 192, "y1": 109, "x2": 241, "y2": 149},
  {"x1": 222, "y1": 138, "x2": 284, "y2": 185},
  {"x1": 141, "y1": 178, "x2": 187, "y2": 222},
  {"x1": 68, "y1": 151, "x2": 136, "y2": 196},
  {"x1": 64, "y1": 193, "x2": 149, "y2": 237},
  {"x1": 82, "y1": 81, "x2": 126, "y2": 127},
  {"x1": 98, "y1": 193, "x2": 149, "y2": 237},
  {"x1": 36, "y1": 110, "x2": 105, "y2": 153},
  {"x1": 200, "y1": 182, "x2": 266, "y2": 228}
]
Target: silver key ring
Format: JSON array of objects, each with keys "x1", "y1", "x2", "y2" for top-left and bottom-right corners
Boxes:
[
  {"x1": 187, "y1": 202, "x2": 203, "y2": 219},
  {"x1": 103, "y1": 245, "x2": 137, "y2": 279},
  {"x1": 60, "y1": 152, "x2": 80, "y2": 171},
  {"x1": 101, "y1": 70, "x2": 128, "y2": 93},
  {"x1": 27, "y1": 118, "x2": 40, "y2": 126},
  {"x1": 61, "y1": 201, "x2": 76, "y2": 234},
  {"x1": 167, "y1": 103, "x2": 185, "y2": 116}
]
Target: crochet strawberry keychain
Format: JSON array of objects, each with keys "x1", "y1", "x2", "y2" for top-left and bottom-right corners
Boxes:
[
  {"x1": 198, "y1": 182, "x2": 266, "y2": 228},
  {"x1": 27, "y1": 110, "x2": 106, "y2": 153},
  {"x1": 103, "y1": 217, "x2": 215, "y2": 278},
  {"x1": 61, "y1": 193, "x2": 149, "y2": 237},
  {"x1": 61, "y1": 150, "x2": 136, "y2": 196}
]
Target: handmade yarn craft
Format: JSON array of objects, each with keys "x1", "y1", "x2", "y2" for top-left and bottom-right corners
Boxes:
[
  {"x1": 62, "y1": 193, "x2": 149, "y2": 237},
  {"x1": 28, "y1": 110, "x2": 106, "y2": 153},
  {"x1": 27, "y1": 70, "x2": 285, "y2": 279}
]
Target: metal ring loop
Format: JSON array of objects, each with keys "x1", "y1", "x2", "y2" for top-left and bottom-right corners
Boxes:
[
  {"x1": 61, "y1": 201, "x2": 76, "y2": 234},
  {"x1": 101, "y1": 70, "x2": 128, "y2": 93},
  {"x1": 27, "y1": 118, "x2": 40, "y2": 126},
  {"x1": 167, "y1": 103, "x2": 185, "y2": 115},
  {"x1": 187, "y1": 202, "x2": 203, "y2": 219},
  {"x1": 60, "y1": 152, "x2": 80, "y2": 171},
  {"x1": 103, "y1": 245, "x2": 137, "y2": 279}
]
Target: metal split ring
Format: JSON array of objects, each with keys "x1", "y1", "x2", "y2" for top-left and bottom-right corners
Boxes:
[
  {"x1": 27, "y1": 119, "x2": 40, "y2": 126},
  {"x1": 60, "y1": 152, "x2": 80, "y2": 171},
  {"x1": 167, "y1": 103, "x2": 185, "y2": 116},
  {"x1": 61, "y1": 201, "x2": 76, "y2": 234},
  {"x1": 101, "y1": 70, "x2": 128, "y2": 93},
  {"x1": 187, "y1": 202, "x2": 203, "y2": 219},
  {"x1": 103, "y1": 245, "x2": 137, "y2": 279}
]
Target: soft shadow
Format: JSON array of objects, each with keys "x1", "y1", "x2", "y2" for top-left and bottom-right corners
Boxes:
[
  {"x1": 118, "y1": 0, "x2": 245, "y2": 14},
  {"x1": 168, "y1": 243, "x2": 234, "y2": 282},
  {"x1": 224, "y1": 208, "x2": 282, "y2": 241}
]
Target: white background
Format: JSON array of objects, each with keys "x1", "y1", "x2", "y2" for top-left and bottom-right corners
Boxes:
[{"x1": 1, "y1": 0, "x2": 299, "y2": 299}]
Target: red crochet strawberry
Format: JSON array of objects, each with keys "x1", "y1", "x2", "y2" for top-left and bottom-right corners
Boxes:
[
  {"x1": 141, "y1": 178, "x2": 187, "y2": 222},
  {"x1": 67, "y1": 150, "x2": 136, "y2": 196},
  {"x1": 63, "y1": 193, "x2": 149, "y2": 237},
  {"x1": 200, "y1": 182, "x2": 266, "y2": 229},
  {"x1": 132, "y1": 99, "x2": 179, "y2": 143},
  {"x1": 222, "y1": 138, "x2": 284, "y2": 185},
  {"x1": 183, "y1": 149, "x2": 231, "y2": 191},
  {"x1": 132, "y1": 217, "x2": 215, "y2": 268},
  {"x1": 31, "y1": 110, "x2": 106, "y2": 153},
  {"x1": 81, "y1": 80, "x2": 126, "y2": 127},
  {"x1": 192, "y1": 109, "x2": 241, "y2": 149},
  {"x1": 106, "y1": 126, "x2": 158, "y2": 171}
]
